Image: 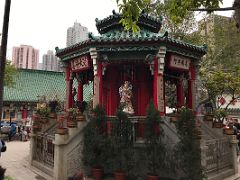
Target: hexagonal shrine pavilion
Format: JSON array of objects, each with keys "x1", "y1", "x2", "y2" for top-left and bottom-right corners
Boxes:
[{"x1": 56, "y1": 12, "x2": 206, "y2": 117}]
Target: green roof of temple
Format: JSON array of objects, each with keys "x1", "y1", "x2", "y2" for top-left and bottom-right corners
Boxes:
[
  {"x1": 95, "y1": 11, "x2": 162, "y2": 34},
  {"x1": 3, "y1": 69, "x2": 92, "y2": 102},
  {"x1": 56, "y1": 13, "x2": 207, "y2": 59}
]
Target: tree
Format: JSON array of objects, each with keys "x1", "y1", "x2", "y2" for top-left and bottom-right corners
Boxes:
[
  {"x1": 111, "y1": 105, "x2": 134, "y2": 174},
  {"x1": 174, "y1": 107, "x2": 204, "y2": 180},
  {"x1": 116, "y1": 0, "x2": 223, "y2": 32},
  {"x1": 82, "y1": 105, "x2": 109, "y2": 175},
  {"x1": 201, "y1": 67, "x2": 240, "y2": 122},
  {"x1": 4, "y1": 61, "x2": 17, "y2": 87},
  {"x1": 199, "y1": 15, "x2": 240, "y2": 70},
  {"x1": 198, "y1": 15, "x2": 240, "y2": 121},
  {"x1": 144, "y1": 100, "x2": 166, "y2": 177},
  {"x1": 0, "y1": 0, "x2": 12, "y2": 122}
]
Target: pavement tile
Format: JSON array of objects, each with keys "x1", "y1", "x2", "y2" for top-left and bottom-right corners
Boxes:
[{"x1": 0, "y1": 140, "x2": 52, "y2": 180}]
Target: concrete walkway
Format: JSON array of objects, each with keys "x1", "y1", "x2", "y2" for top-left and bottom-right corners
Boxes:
[
  {"x1": 2, "y1": 140, "x2": 240, "y2": 180},
  {"x1": 0, "y1": 140, "x2": 52, "y2": 180},
  {"x1": 223, "y1": 156, "x2": 240, "y2": 180}
]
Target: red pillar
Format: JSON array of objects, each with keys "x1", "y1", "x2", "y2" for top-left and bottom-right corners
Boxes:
[
  {"x1": 22, "y1": 109, "x2": 27, "y2": 119},
  {"x1": 77, "y1": 81, "x2": 83, "y2": 102},
  {"x1": 153, "y1": 58, "x2": 165, "y2": 115},
  {"x1": 65, "y1": 67, "x2": 73, "y2": 109},
  {"x1": 177, "y1": 79, "x2": 184, "y2": 108},
  {"x1": 69, "y1": 79, "x2": 73, "y2": 107},
  {"x1": 153, "y1": 59, "x2": 158, "y2": 108},
  {"x1": 98, "y1": 62, "x2": 103, "y2": 105},
  {"x1": 93, "y1": 61, "x2": 103, "y2": 107},
  {"x1": 188, "y1": 63, "x2": 195, "y2": 109}
]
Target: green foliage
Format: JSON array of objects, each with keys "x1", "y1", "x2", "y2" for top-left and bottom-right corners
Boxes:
[
  {"x1": 36, "y1": 106, "x2": 50, "y2": 118},
  {"x1": 4, "y1": 176, "x2": 15, "y2": 180},
  {"x1": 200, "y1": 16, "x2": 240, "y2": 70},
  {"x1": 116, "y1": 0, "x2": 223, "y2": 31},
  {"x1": 117, "y1": 0, "x2": 151, "y2": 32},
  {"x1": 174, "y1": 107, "x2": 204, "y2": 180},
  {"x1": 82, "y1": 105, "x2": 109, "y2": 174},
  {"x1": 111, "y1": 105, "x2": 134, "y2": 172},
  {"x1": 144, "y1": 100, "x2": 166, "y2": 176},
  {"x1": 202, "y1": 66, "x2": 240, "y2": 121},
  {"x1": 4, "y1": 61, "x2": 17, "y2": 87},
  {"x1": 196, "y1": 15, "x2": 240, "y2": 122}
]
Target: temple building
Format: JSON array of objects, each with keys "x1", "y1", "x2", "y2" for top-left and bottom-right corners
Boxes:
[{"x1": 56, "y1": 12, "x2": 207, "y2": 116}]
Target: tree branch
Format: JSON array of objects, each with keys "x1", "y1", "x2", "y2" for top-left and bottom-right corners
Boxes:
[{"x1": 190, "y1": 7, "x2": 235, "y2": 12}]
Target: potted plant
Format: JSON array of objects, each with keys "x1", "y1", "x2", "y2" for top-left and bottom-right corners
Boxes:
[
  {"x1": 76, "y1": 101, "x2": 88, "y2": 121},
  {"x1": 203, "y1": 102, "x2": 214, "y2": 121},
  {"x1": 56, "y1": 113, "x2": 68, "y2": 135},
  {"x1": 32, "y1": 114, "x2": 42, "y2": 133},
  {"x1": 66, "y1": 108, "x2": 78, "y2": 128},
  {"x1": 111, "y1": 105, "x2": 134, "y2": 180},
  {"x1": 36, "y1": 106, "x2": 50, "y2": 124},
  {"x1": 82, "y1": 105, "x2": 108, "y2": 180},
  {"x1": 144, "y1": 100, "x2": 166, "y2": 180},
  {"x1": 174, "y1": 107, "x2": 204, "y2": 180},
  {"x1": 223, "y1": 125, "x2": 235, "y2": 135},
  {"x1": 169, "y1": 109, "x2": 179, "y2": 123},
  {"x1": 212, "y1": 108, "x2": 226, "y2": 128},
  {"x1": 48, "y1": 100, "x2": 59, "y2": 118}
]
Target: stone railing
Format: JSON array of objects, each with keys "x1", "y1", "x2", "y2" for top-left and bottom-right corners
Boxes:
[
  {"x1": 201, "y1": 135, "x2": 238, "y2": 180},
  {"x1": 52, "y1": 121, "x2": 86, "y2": 180},
  {"x1": 107, "y1": 115, "x2": 179, "y2": 146},
  {"x1": 33, "y1": 134, "x2": 55, "y2": 167}
]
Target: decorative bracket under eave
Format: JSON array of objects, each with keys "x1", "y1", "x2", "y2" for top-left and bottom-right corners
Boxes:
[
  {"x1": 156, "y1": 46, "x2": 166, "y2": 74},
  {"x1": 89, "y1": 48, "x2": 98, "y2": 75},
  {"x1": 145, "y1": 54, "x2": 155, "y2": 75}
]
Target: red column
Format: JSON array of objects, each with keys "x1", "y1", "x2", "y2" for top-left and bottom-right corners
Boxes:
[
  {"x1": 98, "y1": 62, "x2": 103, "y2": 105},
  {"x1": 177, "y1": 79, "x2": 184, "y2": 108},
  {"x1": 153, "y1": 58, "x2": 165, "y2": 115},
  {"x1": 153, "y1": 59, "x2": 158, "y2": 108},
  {"x1": 77, "y1": 81, "x2": 83, "y2": 102},
  {"x1": 69, "y1": 79, "x2": 73, "y2": 108},
  {"x1": 188, "y1": 63, "x2": 195, "y2": 109},
  {"x1": 22, "y1": 109, "x2": 27, "y2": 119},
  {"x1": 65, "y1": 67, "x2": 73, "y2": 109}
]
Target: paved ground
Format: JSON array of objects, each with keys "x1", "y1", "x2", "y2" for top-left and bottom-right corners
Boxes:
[
  {"x1": 223, "y1": 156, "x2": 240, "y2": 180},
  {"x1": 0, "y1": 140, "x2": 52, "y2": 180},
  {"x1": 1, "y1": 140, "x2": 240, "y2": 180}
]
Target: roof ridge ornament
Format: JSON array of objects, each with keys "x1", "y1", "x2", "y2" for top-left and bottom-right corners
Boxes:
[{"x1": 96, "y1": 13, "x2": 162, "y2": 34}]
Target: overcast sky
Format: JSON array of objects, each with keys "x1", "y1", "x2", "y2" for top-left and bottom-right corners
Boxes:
[{"x1": 0, "y1": 0, "x2": 235, "y2": 62}]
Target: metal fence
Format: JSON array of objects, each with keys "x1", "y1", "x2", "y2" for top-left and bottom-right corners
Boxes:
[
  {"x1": 33, "y1": 134, "x2": 55, "y2": 168},
  {"x1": 205, "y1": 138, "x2": 233, "y2": 174}
]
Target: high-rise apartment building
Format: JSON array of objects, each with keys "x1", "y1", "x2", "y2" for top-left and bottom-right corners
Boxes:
[
  {"x1": 12, "y1": 45, "x2": 39, "y2": 69},
  {"x1": 42, "y1": 50, "x2": 62, "y2": 72},
  {"x1": 66, "y1": 22, "x2": 89, "y2": 47}
]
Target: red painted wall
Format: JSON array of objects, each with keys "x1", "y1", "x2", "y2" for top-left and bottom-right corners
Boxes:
[{"x1": 103, "y1": 63, "x2": 153, "y2": 116}]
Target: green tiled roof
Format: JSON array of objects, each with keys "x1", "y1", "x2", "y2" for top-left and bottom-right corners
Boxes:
[
  {"x1": 55, "y1": 13, "x2": 207, "y2": 60},
  {"x1": 95, "y1": 12, "x2": 162, "y2": 34},
  {"x1": 4, "y1": 69, "x2": 92, "y2": 102}
]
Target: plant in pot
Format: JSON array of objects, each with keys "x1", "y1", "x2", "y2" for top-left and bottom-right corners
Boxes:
[
  {"x1": 56, "y1": 113, "x2": 68, "y2": 135},
  {"x1": 82, "y1": 105, "x2": 108, "y2": 180},
  {"x1": 144, "y1": 100, "x2": 166, "y2": 180},
  {"x1": 76, "y1": 100, "x2": 88, "y2": 121},
  {"x1": 212, "y1": 108, "x2": 226, "y2": 128},
  {"x1": 174, "y1": 107, "x2": 204, "y2": 180},
  {"x1": 48, "y1": 100, "x2": 59, "y2": 118},
  {"x1": 110, "y1": 105, "x2": 134, "y2": 180},
  {"x1": 36, "y1": 106, "x2": 50, "y2": 124},
  {"x1": 66, "y1": 108, "x2": 78, "y2": 128},
  {"x1": 32, "y1": 114, "x2": 42, "y2": 133}
]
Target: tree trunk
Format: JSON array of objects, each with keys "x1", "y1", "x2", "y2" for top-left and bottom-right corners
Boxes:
[{"x1": 0, "y1": 0, "x2": 11, "y2": 122}]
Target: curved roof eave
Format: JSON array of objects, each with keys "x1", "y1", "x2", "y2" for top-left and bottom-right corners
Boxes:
[{"x1": 56, "y1": 36, "x2": 207, "y2": 61}]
